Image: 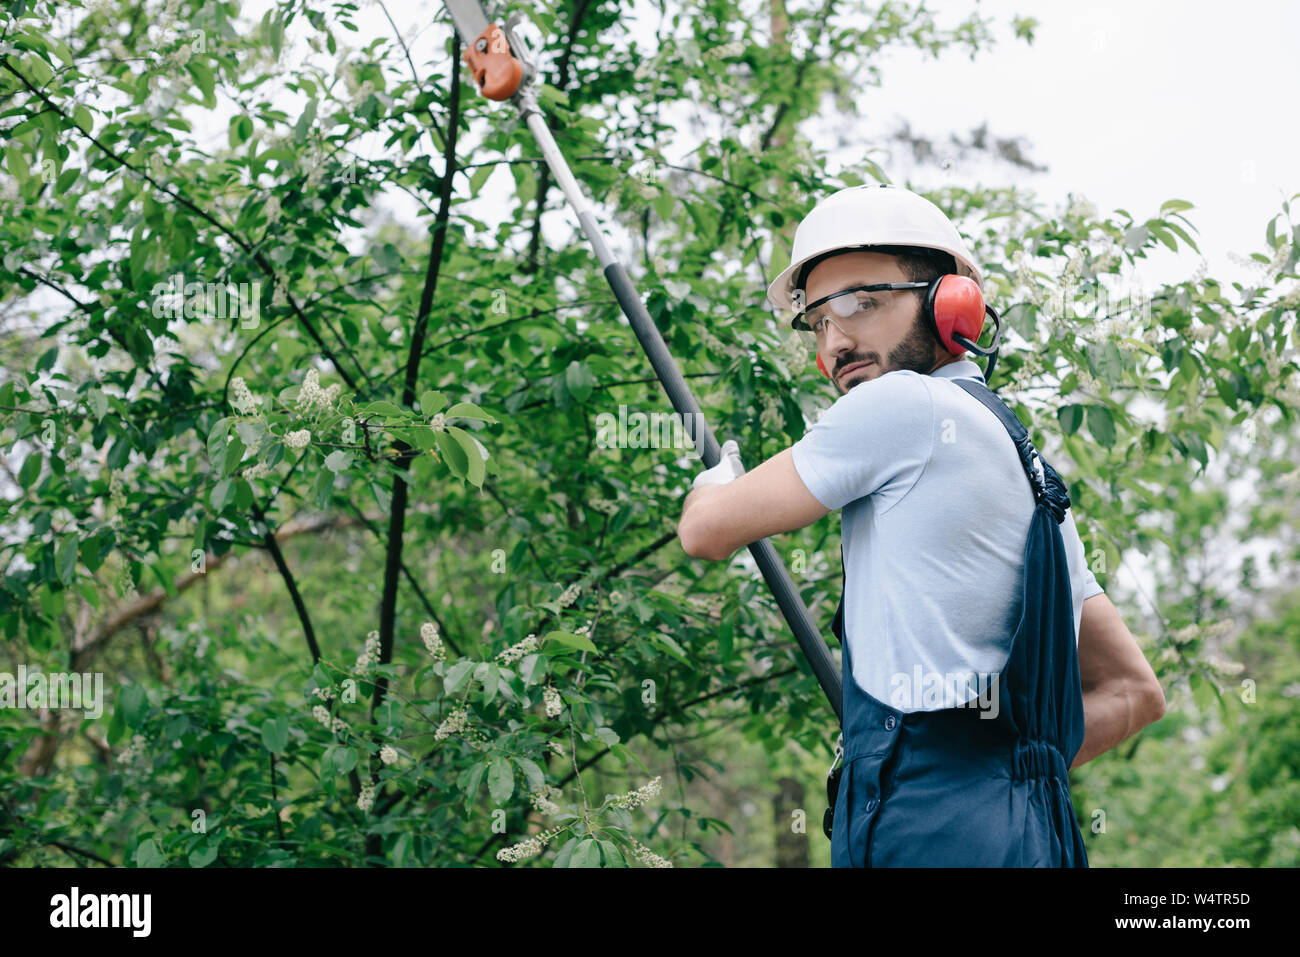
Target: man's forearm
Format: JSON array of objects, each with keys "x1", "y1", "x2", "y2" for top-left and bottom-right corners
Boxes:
[{"x1": 1070, "y1": 682, "x2": 1156, "y2": 769}]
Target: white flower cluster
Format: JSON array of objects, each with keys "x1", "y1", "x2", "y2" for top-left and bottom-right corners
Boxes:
[
  {"x1": 430, "y1": 412, "x2": 446, "y2": 431},
  {"x1": 529, "y1": 784, "x2": 562, "y2": 816},
  {"x1": 703, "y1": 39, "x2": 746, "y2": 59},
  {"x1": 230, "y1": 376, "x2": 262, "y2": 415},
  {"x1": 380, "y1": 744, "x2": 398, "y2": 765},
  {"x1": 496, "y1": 825, "x2": 568, "y2": 863},
  {"x1": 350, "y1": 79, "x2": 376, "y2": 108},
  {"x1": 609, "y1": 591, "x2": 624, "y2": 605},
  {"x1": 355, "y1": 630, "x2": 381, "y2": 671},
  {"x1": 311, "y1": 686, "x2": 334, "y2": 701},
  {"x1": 1207, "y1": 654, "x2": 1246, "y2": 676},
  {"x1": 628, "y1": 837, "x2": 673, "y2": 868},
  {"x1": 284, "y1": 429, "x2": 311, "y2": 449},
  {"x1": 543, "y1": 684, "x2": 563, "y2": 718},
  {"x1": 435, "y1": 706, "x2": 470, "y2": 741},
  {"x1": 119, "y1": 733, "x2": 148, "y2": 765},
  {"x1": 243, "y1": 460, "x2": 272, "y2": 480},
  {"x1": 296, "y1": 369, "x2": 341, "y2": 413},
  {"x1": 168, "y1": 43, "x2": 192, "y2": 68},
  {"x1": 588, "y1": 497, "x2": 621, "y2": 515},
  {"x1": 421, "y1": 621, "x2": 446, "y2": 662},
  {"x1": 357, "y1": 781, "x2": 375, "y2": 813},
  {"x1": 556, "y1": 583, "x2": 581, "y2": 608},
  {"x1": 496, "y1": 837, "x2": 544, "y2": 863},
  {"x1": 1268, "y1": 241, "x2": 1292, "y2": 277},
  {"x1": 497, "y1": 633, "x2": 539, "y2": 665},
  {"x1": 264, "y1": 195, "x2": 281, "y2": 226},
  {"x1": 313, "y1": 703, "x2": 348, "y2": 735},
  {"x1": 608, "y1": 776, "x2": 663, "y2": 811},
  {"x1": 546, "y1": 740, "x2": 566, "y2": 758},
  {"x1": 574, "y1": 622, "x2": 592, "y2": 637},
  {"x1": 1066, "y1": 194, "x2": 1098, "y2": 221}
]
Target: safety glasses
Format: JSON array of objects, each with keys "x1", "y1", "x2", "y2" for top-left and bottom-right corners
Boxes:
[{"x1": 792, "y1": 282, "x2": 929, "y2": 337}]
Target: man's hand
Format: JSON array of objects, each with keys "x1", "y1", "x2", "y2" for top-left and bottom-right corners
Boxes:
[
  {"x1": 691, "y1": 439, "x2": 745, "y2": 489},
  {"x1": 678, "y1": 446, "x2": 831, "y2": 561}
]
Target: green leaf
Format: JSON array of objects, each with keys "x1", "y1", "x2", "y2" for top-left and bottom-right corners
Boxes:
[
  {"x1": 189, "y1": 60, "x2": 215, "y2": 108},
  {"x1": 419, "y1": 390, "x2": 447, "y2": 416},
  {"x1": 434, "y1": 427, "x2": 468, "y2": 480},
  {"x1": 1057, "y1": 404, "x2": 1085, "y2": 435},
  {"x1": 55, "y1": 166, "x2": 80, "y2": 193},
  {"x1": 260, "y1": 716, "x2": 289, "y2": 754},
  {"x1": 544, "y1": 630, "x2": 598, "y2": 654},
  {"x1": 188, "y1": 840, "x2": 220, "y2": 868},
  {"x1": 463, "y1": 760, "x2": 487, "y2": 805},
  {"x1": 120, "y1": 684, "x2": 147, "y2": 727},
  {"x1": 593, "y1": 727, "x2": 620, "y2": 747},
  {"x1": 444, "y1": 401, "x2": 497, "y2": 423},
  {"x1": 1086, "y1": 405, "x2": 1116, "y2": 447},
  {"x1": 229, "y1": 114, "x2": 253, "y2": 148},
  {"x1": 220, "y1": 433, "x2": 245, "y2": 476},
  {"x1": 565, "y1": 360, "x2": 595, "y2": 403},
  {"x1": 515, "y1": 756, "x2": 545, "y2": 792},
  {"x1": 207, "y1": 417, "x2": 232, "y2": 466},
  {"x1": 56, "y1": 533, "x2": 78, "y2": 586},
  {"x1": 18, "y1": 451, "x2": 42, "y2": 490},
  {"x1": 134, "y1": 839, "x2": 165, "y2": 868},
  {"x1": 88, "y1": 389, "x2": 108, "y2": 422},
  {"x1": 597, "y1": 839, "x2": 626, "y2": 867},
  {"x1": 488, "y1": 755, "x2": 514, "y2": 804},
  {"x1": 361, "y1": 400, "x2": 405, "y2": 418},
  {"x1": 210, "y1": 477, "x2": 233, "y2": 511},
  {"x1": 324, "y1": 450, "x2": 352, "y2": 472},
  {"x1": 444, "y1": 660, "x2": 475, "y2": 693},
  {"x1": 447, "y1": 426, "x2": 484, "y2": 488},
  {"x1": 333, "y1": 747, "x2": 358, "y2": 775},
  {"x1": 569, "y1": 838, "x2": 600, "y2": 868},
  {"x1": 469, "y1": 165, "x2": 492, "y2": 196}
]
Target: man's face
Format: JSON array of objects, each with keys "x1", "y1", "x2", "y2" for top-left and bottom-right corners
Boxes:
[{"x1": 805, "y1": 251, "x2": 947, "y2": 396}]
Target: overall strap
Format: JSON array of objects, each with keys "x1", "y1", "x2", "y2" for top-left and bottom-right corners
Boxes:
[
  {"x1": 828, "y1": 377, "x2": 1072, "y2": 646},
  {"x1": 950, "y1": 379, "x2": 1071, "y2": 524}
]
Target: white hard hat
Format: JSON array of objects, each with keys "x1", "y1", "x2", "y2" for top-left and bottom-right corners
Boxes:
[{"x1": 766, "y1": 183, "x2": 983, "y2": 317}]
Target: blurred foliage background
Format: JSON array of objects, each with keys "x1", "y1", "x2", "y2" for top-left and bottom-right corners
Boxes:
[{"x1": 1, "y1": 0, "x2": 1297, "y2": 866}]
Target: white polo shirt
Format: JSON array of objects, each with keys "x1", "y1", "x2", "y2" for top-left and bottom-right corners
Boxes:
[{"x1": 791, "y1": 358, "x2": 1103, "y2": 710}]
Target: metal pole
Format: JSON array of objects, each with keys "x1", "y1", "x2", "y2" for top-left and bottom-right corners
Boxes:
[{"x1": 447, "y1": 4, "x2": 843, "y2": 720}]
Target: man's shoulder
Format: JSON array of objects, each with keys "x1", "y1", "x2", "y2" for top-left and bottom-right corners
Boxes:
[{"x1": 836, "y1": 369, "x2": 931, "y2": 406}]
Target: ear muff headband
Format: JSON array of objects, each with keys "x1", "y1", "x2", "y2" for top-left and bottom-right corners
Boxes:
[{"x1": 812, "y1": 274, "x2": 1003, "y2": 384}]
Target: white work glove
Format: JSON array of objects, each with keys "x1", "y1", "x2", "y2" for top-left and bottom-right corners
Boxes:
[{"x1": 692, "y1": 439, "x2": 746, "y2": 489}]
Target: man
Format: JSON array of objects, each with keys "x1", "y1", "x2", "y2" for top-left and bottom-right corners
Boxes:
[{"x1": 677, "y1": 184, "x2": 1165, "y2": 867}]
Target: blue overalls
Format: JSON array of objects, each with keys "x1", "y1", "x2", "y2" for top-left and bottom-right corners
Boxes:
[{"x1": 827, "y1": 378, "x2": 1089, "y2": 867}]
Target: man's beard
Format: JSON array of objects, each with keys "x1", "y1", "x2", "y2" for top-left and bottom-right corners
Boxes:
[
  {"x1": 884, "y1": 307, "x2": 942, "y2": 375},
  {"x1": 836, "y1": 306, "x2": 940, "y2": 392}
]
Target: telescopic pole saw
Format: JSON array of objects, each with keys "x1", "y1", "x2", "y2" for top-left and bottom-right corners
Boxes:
[{"x1": 441, "y1": 0, "x2": 843, "y2": 721}]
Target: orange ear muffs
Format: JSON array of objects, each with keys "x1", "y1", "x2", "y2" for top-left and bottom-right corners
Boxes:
[
  {"x1": 815, "y1": 352, "x2": 831, "y2": 379},
  {"x1": 923, "y1": 274, "x2": 986, "y2": 355},
  {"x1": 922, "y1": 274, "x2": 1005, "y2": 384}
]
